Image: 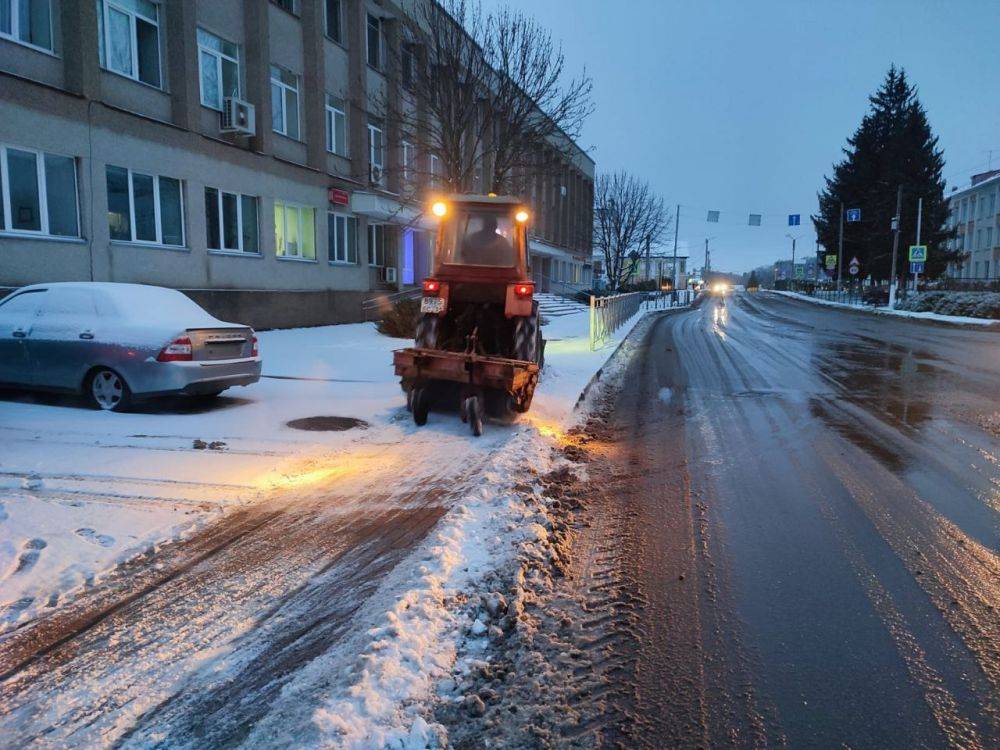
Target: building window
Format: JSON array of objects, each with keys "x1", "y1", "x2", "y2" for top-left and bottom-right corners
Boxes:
[
  {"x1": 401, "y1": 140, "x2": 413, "y2": 182},
  {"x1": 324, "y1": 0, "x2": 341, "y2": 43},
  {"x1": 105, "y1": 164, "x2": 184, "y2": 246},
  {"x1": 0, "y1": 145, "x2": 79, "y2": 237},
  {"x1": 98, "y1": 0, "x2": 161, "y2": 88},
  {"x1": 368, "y1": 117, "x2": 384, "y2": 184},
  {"x1": 429, "y1": 154, "x2": 440, "y2": 186},
  {"x1": 274, "y1": 200, "x2": 315, "y2": 260},
  {"x1": 325, "y1": 95, "x2": 347, "y2": 156},
  {"x1": 205, "y1": 188, "x2": 258, "y2": 253},
  {"x1": 328, "y1": 213, "x2": 357, "y2": 263},
  {"x1": 0, "y1": 0, "x2": 52, "y2": 50},
  {"x1": 197, "y1": 28, "x2": 240, "y2": 110},
  {"x1": 270, "y1": 65, "x2": 300, "y2": 139},
  {"x1": 368, "y1": 223, "x2": 385, "y2": 266},
  {"x1": 401, "y1": 41, "x2": 416, "y2": 90},
  {"x1": 366, "y1": 13, "x2": 382, "y2": 69}
]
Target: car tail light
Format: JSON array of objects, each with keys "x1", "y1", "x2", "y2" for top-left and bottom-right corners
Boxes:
[
  {"x1": 251, "y1": 334, "x2": 259, "y2": 357},
  {"x1": 157, "y1": 336, "x2": 193, "y2": 362},
  {"x1": 514, "y1": 283, "x2": 533, "y2": 299},
  {"x1": 423, "y1": 279, "x2": 440, "y2": 295}
]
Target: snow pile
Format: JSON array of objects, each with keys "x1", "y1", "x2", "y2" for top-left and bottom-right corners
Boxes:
[
  {"x1": 895, "y1": 291, "x2": 1000, "y2": 320},
  {"x1": 772, "y1": 290, "x2": 999, "y2": 326},
  {"x1": 240, "y1": 433, "x2": 555, "y2": 749}
]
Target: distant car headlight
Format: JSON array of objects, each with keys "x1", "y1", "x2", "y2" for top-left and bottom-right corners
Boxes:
[{"x1": 712, "y1": 283, "x2": 728, "y2": 294}]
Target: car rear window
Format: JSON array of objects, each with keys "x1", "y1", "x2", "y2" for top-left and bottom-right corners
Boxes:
[{"x1": 102, "y1": 287, "x2": 222, "y2": 327}]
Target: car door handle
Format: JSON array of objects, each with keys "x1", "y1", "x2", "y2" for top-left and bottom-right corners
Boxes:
[
  {"x1": 12, "y1": 329, "x2": 27, "y2": 338},
  {"x1": 79, "y1": 331, "x2": 95, "y2": 340}
]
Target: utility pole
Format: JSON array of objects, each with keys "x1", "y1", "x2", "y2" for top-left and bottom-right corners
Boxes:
[
  {"x1": 704, "y1": 238, "x2": 710, "y2": 276},
  {"x1": 643, "y1": 234, "x2": 651, "y2": 283},
  {"x1": 786, "y1": 233, "x2": 800, "y2": 288},
  {"x1": 837, "y1": 201, "x2": 845, "y2": 292},
  {"x1": 914, "y1": 196, "x2": 923, "y2": 291},
  {"x1": 671, "y1": 204, "x2": 680, "y2": 291},
  {"x1": 888, "y1": 184, "x2": 903, "y2": 309}
]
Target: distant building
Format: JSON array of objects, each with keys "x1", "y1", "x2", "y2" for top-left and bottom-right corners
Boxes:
[
  {"x1": 0, "y1": 0, "x2": 594, "y2": 326},
  {"x1": 944, "y1": 170, "x2": 1000, "y2": 280},
  {"x1": 633, "y1": 254, "x2": 689, "y2": 289}
]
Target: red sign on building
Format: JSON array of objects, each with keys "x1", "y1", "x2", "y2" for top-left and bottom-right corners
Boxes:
[{"x1": 328, "y1": 188, "x2": 350, "y2": 206}]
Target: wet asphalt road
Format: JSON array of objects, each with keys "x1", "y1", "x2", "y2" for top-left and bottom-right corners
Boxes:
[{"x1": 580, "y1": 291, "x2": 999, "y2": 748}]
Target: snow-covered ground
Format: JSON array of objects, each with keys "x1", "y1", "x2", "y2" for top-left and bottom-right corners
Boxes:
[
  {"x1": 243, "y1": 308, "x2": 659, "y2": 749},
  {"x1": 0, "y1": 302, "x2": 661, "y2": 645},
  {"x1": 772, "y1": 289, "x2": 999, "y2": 326}
]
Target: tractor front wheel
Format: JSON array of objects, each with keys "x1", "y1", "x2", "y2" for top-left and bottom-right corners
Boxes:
[
  {"x1": 415, "y1": 313, "x2": 439, "y2": 349},
  {"x1": 412, "y1": 386, "x2": 430, "y2": 426},
  {"x1": 463, "y1": 394, "x2": 484, "y2": 437}
]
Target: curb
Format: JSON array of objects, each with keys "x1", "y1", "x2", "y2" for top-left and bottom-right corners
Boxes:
[{"x1": 573, "y1": 305, "x2": 691, "y2": 411}]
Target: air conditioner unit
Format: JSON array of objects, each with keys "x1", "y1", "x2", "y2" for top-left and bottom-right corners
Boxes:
[
  {"x1": 370, "y1": 164, "x2": 384, "y2": 184},
  {"x1": 221, "y1": 97, "x2": 256, "y2": 136},
  {"x1": 383, "y1": 266, "x2": 397, "y2": 283}
]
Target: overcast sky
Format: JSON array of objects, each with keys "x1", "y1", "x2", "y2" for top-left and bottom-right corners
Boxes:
[{"x1": 481, "y1": 0, "x2": 1000, "y2": 273}]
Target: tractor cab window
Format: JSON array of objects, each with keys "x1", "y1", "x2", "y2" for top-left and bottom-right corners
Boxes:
[{"x1": 442, "y1": 210, "x2": 517, "y2": 267}]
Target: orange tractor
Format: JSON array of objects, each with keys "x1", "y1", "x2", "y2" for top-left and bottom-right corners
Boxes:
[{"x1": 393, "y1": 195, "x2": 545, "y2": 436}]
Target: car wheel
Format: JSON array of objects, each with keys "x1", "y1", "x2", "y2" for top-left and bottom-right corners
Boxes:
[{"x1": 88, "y1": 368, "x2": 132, "y2": 412}]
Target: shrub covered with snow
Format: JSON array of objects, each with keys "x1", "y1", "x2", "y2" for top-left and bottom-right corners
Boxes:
[
  {"x1": 376, "y1": 298, "x2": 421, "y2": 338},
  {"x1": 896, "y1": 291, "x2": 1000, "y2": 319}
]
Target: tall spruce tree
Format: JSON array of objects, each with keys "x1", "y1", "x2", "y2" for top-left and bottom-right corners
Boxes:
[{"x1": 813, "y1": 66, "x2": 954, "y2": 281}]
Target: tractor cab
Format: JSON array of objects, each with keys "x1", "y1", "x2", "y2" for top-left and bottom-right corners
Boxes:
[{"x1": 430, "y1": 195, "x2": 531, "y2": 281}]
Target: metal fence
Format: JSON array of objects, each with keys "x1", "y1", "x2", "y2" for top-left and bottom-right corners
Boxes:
[
  {"x1": 589, "y1": 289, "x2": 694, "y2": 350},
  {"x1": 812, "y1": 289, "x2": 866, "y2": 306}
]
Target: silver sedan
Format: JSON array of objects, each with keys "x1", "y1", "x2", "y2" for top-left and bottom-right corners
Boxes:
[{"x1": 0, "y1": 282, "x2": 262, "y2": 411}]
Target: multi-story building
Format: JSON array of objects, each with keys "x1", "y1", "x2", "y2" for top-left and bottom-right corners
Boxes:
[
  {"x1": 0, "y1": 0, "x2": 594, "y2": 327},
  {"x1": 944, "y1": 169, "x2": 1000, "y2": 280}
]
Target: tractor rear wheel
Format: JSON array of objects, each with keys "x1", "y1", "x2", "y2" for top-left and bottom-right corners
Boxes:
[{"x1": 514, "y1": 304, "x2": 540, "y2": 363}]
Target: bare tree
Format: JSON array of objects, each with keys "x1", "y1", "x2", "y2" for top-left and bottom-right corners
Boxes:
[
  {"x1": 386, "y1": 1, "x2": 593, "y2": 199},
  {"x1": 392, "y1": 0, "x2": 494, "y2": 193},
  {"x1": 594, "y1": 172, "x2": 670, "y2": 291},
  {"x1": 483, "y1": 6, "x2": 594, "y2": 194}
]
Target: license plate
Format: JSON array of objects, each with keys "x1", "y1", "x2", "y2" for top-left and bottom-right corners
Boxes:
[{"x1": 420, "y1": 296, "x2": 445, "y2": 313}]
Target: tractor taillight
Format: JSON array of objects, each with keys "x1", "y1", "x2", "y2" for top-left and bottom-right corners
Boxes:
[
  {"x1": 156, "y1": 336, "x2": 193, "y2": 362},
  {"x1": 423, "y1": 279, "x2": 440, "y2": 295},
  {"x1": 514, "y1": 283, "x2": 533, "y2": 299}
]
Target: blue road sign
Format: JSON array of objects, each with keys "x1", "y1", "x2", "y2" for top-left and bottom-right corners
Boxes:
[
  {"x1": 910, "y1": 261, "x2": 925, "y2": 274},
  {"x1": 846, "y1": 208, "x2": 861, "y2": 222},
  {"x1": 788, "y1": 214, "x2": 800, "y2": 226}
]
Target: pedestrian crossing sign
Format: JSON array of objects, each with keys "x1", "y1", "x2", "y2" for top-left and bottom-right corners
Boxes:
[{"x1": 908, "y1": 245, "x2": 928, "y2": 262}]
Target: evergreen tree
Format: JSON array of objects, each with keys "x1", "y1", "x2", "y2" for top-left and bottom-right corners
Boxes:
[
  {"x1": 747, "y1": 270, "x2": 760, "y2": 290},
  {"x1": 813, "y1": 66, "x2": 954, "y2": 281}
]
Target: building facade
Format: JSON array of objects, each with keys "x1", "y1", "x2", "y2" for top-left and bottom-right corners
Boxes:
[
  {"x1": 0, "y1": 0, "x2": 594, "y2": 327},
  {"x1": 944, "y1": 170, "x2": 1000, "y2": 280}
]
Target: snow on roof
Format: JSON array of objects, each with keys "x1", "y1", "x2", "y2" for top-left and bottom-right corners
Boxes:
[
  {"x1": 948, "y1": 170, "x2": 1000, "y2": 201},
  {"x1": 19, "y1": 282, "x2": 231, "y2": 327}
]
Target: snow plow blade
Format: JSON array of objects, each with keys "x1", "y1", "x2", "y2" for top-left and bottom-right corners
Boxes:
[{"x1": 393, "y1": 347, "x2": 539, "y2": 393}]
